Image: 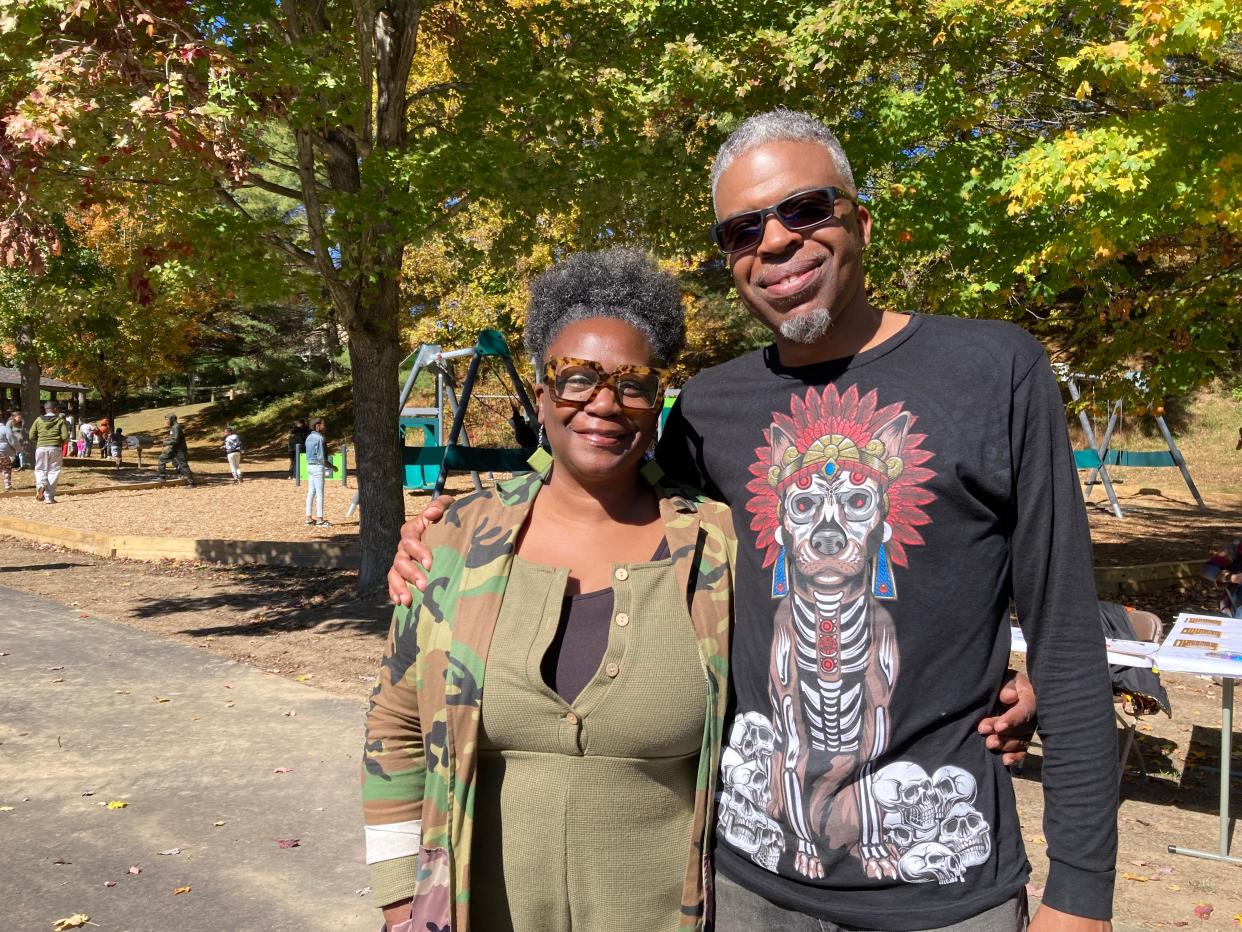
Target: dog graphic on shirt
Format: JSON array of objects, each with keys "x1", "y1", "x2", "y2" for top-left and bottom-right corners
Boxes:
[{"x1": 718, "y1": 384, "x2": 995, "y2": 884}]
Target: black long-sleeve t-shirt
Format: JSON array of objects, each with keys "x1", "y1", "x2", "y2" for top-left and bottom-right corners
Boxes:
[{"x1": 657, "y1": 314, "x2": 1117, "y2": 929}]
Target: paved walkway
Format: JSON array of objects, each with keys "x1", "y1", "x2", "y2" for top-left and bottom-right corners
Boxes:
[{"x1": 0, "y1": 587, "x2": 376, "y2": 932}]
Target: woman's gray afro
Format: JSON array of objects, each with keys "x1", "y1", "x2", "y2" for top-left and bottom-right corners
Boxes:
[{"x1": 524, "y1": 247, "x2": 685, "y2": 370}]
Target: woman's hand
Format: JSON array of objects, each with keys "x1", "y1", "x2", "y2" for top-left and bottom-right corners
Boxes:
[
  {"x1": 977, "y1": 669, "x2": 1036, "y2": 767},
  {"x1": 381, "y1": 897, "x2": 414, "y2": 931},
  {"x1": 387, "y1": 495, "x2": 455, "y2": 604}
]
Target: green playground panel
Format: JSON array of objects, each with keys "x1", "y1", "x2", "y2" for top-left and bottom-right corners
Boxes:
[
  {"x1": 1074, "y1": 448, "x2": 1177, "y2": 470},
  {"x1": 297, "y1": 451, "x2": 344, "y2": 480}
]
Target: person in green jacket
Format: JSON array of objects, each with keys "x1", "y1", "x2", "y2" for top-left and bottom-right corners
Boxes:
[
  {"x1": 27, "y1": 400, "x2": 69, "y2": 503},
  {"x1": 157, "y1": 413, "x2": 196, "y2": 487}
]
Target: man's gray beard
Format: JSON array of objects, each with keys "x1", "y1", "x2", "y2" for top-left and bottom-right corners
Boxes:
[{"x1": 778, "y1": 307, "x2": 834, "y2": 344}]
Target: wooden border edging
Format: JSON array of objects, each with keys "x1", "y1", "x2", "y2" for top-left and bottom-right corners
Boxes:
[
  {"x1": 1093, "y1": 560, "x2": 1203, "y2": 596},
  {"x1": 0, "y1": 515, "x2": 359, "y2": 570},
  {"x1": 0, "y1": 478, "x2": 186, "y2": 500}
]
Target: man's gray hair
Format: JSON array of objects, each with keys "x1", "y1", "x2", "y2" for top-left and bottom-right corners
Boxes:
[
  {"x1": 710, "y1": 108, "x2": 856, "y2": 206},
  {"x1": 524, "y1": 247, "x2": 685, "y2": 371}
]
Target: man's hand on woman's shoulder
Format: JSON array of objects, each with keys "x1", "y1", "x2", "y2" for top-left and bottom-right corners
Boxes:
[{"x1": 387, "y1": 494, "x2": 456, "y2": 604}]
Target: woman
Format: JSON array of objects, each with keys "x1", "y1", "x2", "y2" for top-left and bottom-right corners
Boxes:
[{"x1": 362, "y1": 247, "x2": 735, "y2": 932}]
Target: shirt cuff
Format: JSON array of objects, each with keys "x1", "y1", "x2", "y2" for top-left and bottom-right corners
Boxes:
[
  {"x1": 370, "y1": 854, "x2": 421, "y2": 909},
  {"x1": 1043, "y1": 860, "x2": 1115, "y2": 920},
  {"x1": 365, "y1": 819, "x2": 422, "y2": 865}
]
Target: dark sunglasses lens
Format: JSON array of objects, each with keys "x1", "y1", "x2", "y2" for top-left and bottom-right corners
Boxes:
[
  {"x1": 777, "y1": 190, "x2": 837, "y2": 229},
  {"x1": 716, "y1": 213, "x2": 764, "y2": 253}
]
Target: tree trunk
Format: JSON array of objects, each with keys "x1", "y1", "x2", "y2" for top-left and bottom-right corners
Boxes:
[
  {"x1": 19, "y1": 355, "x2": 41, "y2": 427},
  {"x1": 324, "y1": 302, "x2": 343, "y2": 380},
  {"x1": 347, "y1": 285, "x2": 405, "y2": 591}
]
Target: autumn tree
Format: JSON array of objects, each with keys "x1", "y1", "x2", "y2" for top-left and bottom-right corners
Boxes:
[{"x1": 1, "y1": 0, "x2": 731, "y2": 586}]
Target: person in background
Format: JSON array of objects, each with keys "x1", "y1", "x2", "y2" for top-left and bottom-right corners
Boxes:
[
  {"x1": 304, "y1": 417, "x2": 332, "y2": 527},
  {"x1": 223, "y1": 424, "x2": 244, "y2": 483},
  {"x1": 96, "y1": 418, "x2": 111, "y2": 459},
  {"x1": 6, "y1": 410, "x2": 26, "y2": 470},
  {"x1": 157, "y1": 413, "x2": 196, "y2": 487},
  {"x1": 28, "y1": 400, "x2": 69, "y2": 503},
  {"x1": 1202, "y1": 540, "x2": 1242, "y2": 619},
  {"x1": 288, "y1": 418, "x2": 310, "y2": 479},
  {"x1": 110, "y1": 426, "x2": 125, "y2": 466},
  {"x1": 79, "y1": 419, "x2": 96, "y2": 457},
  {"x1": 0, "y1": 410, "x2": 17, "y2": 491}
]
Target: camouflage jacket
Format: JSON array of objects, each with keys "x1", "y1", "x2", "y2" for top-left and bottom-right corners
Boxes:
[{"x1": 361, "y1": 464, "x2": 736, "y2": 932}]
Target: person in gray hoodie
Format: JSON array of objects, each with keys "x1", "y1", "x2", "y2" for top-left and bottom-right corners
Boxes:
[{"x1": 0, "y1": 410, "x2": 18, "y2": 491}]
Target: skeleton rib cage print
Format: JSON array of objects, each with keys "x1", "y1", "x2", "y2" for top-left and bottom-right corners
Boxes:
[{"x1": 718, "y1": 384, "x2": 994, "y2": 886}]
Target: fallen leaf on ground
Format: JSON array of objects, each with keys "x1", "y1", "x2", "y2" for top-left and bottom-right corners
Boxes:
[
  {"x1": 1194, "y1": 904, "x2": 1214, "y2": 920},
  {"x1": 1233, "y1": 915, "x2": 1242, "y2": 926},
  {"x1": 103, "y1": 881, "x2": 116, "y2": 888},
  {"x1": 272, "y1": 767, "x2": 292, "y2": 774},
  {"x1": 276, "y1": 838, "x2": 300, "y2": 848},
  {"x1": 48, "y1": 666, "x2": 64, "y2": 671},
  {"x1": 172, "y1": 886, "x2": 191, "y2": 895},
  {"x1": 154, "y1": 697, "x2": 171, "y2": 703},
  {"x1": 105, "y1": 801, "x2": 127, "y2": 810},
  {"x1": 283, "y1": 710, "x2": 296, "y2": 717},
  {"x1": 127, "y1": 865, "x2": 141, "y2": 875},
  {"x1": 52, "y1": 857, "x2": 70, "y2": 865},
  {"x1": 1121, "y1": 872, "x2": 1149, "y2": 882},
  {"x1": 1024, "y1": 834, "x2": 1046, "y2": 846},
  {"x1": 356, "y1": 886, "x2": 372, "y2": 897},
  {"x1": 213, "y1": 821, "x2": 225, "y2": 826},
  {"x1": 294, "y1": 674, "x2": 311, "y2": 682},
  {"x1": 157, "y1": 848, "x2": 181, "y2": 856},
  {"x1": 80, "y1": 791, "x2": 93, "y2": 797},
  {"x1": 51, "y1": 678, "x2": 64, "y2": 683},
  {"x1": 114, "y1": 690, "x2": 129, "y2": 695},
  {"x1": 1170, "y1": 884, "x2": 1182, "y2": 891},
  {"x1": 52, "y1": 915, "x2": 90, "y2": 931},
  {"x1": 0, "y1": 806, "x2": 14, "y2": 812}
]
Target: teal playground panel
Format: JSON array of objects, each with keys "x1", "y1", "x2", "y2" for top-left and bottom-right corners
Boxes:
[
  {"x1": 401, "y1": 415, "x2": 440, "y2": 491},
  {"x1": 1073, "y1": 448, "x2": 1178, "y2": 470}
]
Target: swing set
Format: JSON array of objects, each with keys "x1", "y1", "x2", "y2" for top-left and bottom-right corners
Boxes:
[
  {"x1": 1060, "y1": 369, "x2": 1205, "y2": 518},
  {"x1": 346, "y1": 329, "x2": 539, "y2": 517}
]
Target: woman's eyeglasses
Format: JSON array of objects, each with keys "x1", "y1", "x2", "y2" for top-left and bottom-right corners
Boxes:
[
  {"x1": 710, "y1": 186, "x2": 856, "y2": 254},
  {"x1": 544, "y1": 357, "x2": 668, "y2": 411}
]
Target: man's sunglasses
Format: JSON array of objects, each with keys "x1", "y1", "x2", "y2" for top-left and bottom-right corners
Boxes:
[
  {"x1": 710, "y1": 186, "x2": 856, "y2": 254},
  {"x1": 544, "y1": 357, "x2": 669, "y2": 411}
]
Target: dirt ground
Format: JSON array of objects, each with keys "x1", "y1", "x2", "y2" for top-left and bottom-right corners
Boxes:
[{"x1": 3, "y1": 389, "x2": 1241, "y2": 928}]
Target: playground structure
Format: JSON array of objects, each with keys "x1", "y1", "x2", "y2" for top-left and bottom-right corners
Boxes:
[
  {"x1": 348, "y1": 330, "x2": 538, "y2": 516},
  {"x1": 1060, "y1": 368, "x2": 1205, "y2": 519}
]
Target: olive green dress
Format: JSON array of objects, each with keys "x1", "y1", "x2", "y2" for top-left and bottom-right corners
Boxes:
[{"x1": 471, "y1": 554, "x2": 710, "y2": 932}]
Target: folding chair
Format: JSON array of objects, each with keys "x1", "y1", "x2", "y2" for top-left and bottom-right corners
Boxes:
[{"x1": 1115, "y1": 610, "x2": 1164, "y2": 779}]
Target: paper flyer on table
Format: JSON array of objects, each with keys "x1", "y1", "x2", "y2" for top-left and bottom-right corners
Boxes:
[
  {"x1": 1152, "y1": 613, "x2": 1242, "y2": 676},
  {"x1": 1008, "y1": 627, "x2": 1159, "y2": 664}
]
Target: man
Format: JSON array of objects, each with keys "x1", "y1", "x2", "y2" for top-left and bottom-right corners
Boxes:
[
  {"x1": 388, "y1": 110, "x2": 1116, "y2": 931},
  {"x1": 303, "y1": 417, "x2": 332, "y2": 527},
  {"x1": 223, "y1": 424, "x2": 244, "y2": 483},
  {"x1": 28, "y1": 400, "x2": 69, "y2": 503},
  {"x1": 157, "y1": 413, "x2": 196, "y2": 487}
]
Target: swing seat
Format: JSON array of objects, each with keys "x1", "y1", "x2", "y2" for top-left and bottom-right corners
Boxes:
[{"x1": 1074, "y1": 448, "x2": 1177, "y2": 470}]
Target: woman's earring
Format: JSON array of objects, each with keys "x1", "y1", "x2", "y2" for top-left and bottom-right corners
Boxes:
[{"x1": 537, "y1": 424, "x2": 546, "y2": 448}]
